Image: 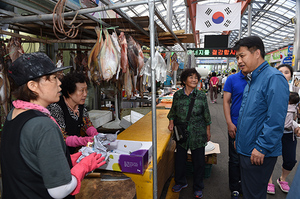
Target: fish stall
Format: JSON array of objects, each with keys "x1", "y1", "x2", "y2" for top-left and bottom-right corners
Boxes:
[{"x1": 0, "y1": 0, "x2": 187, "y2": 198}]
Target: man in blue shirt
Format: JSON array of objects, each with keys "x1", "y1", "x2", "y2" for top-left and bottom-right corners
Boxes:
[
  {"x1": 234, "y1": 36, "x2": 289, "y2": 199},
  {"x1": 223, "y1": 68, "x2": 247, "y2": 199}
]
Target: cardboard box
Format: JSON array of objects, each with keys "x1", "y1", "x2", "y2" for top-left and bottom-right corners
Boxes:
[
  {"x1": 88, "y1": 110, "x2": 112, "y2": 128},
  {"x1": 99, "y1": 140, "x2": 152, "y2": 174}
]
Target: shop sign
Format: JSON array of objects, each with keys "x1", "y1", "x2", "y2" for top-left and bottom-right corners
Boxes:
[
  {"x1": 288, "y1": 45, "x2": 293, "y2": 57},
  {"x1": 188, "y1": 48, "x2": 236, "y2": 57},
  {"x1": 282, "y1": 56, "x2": 293, "y2": 65}
]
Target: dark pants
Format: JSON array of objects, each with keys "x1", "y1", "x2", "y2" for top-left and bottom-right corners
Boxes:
[
  {"x1": 282, "y1": 133, "x2": 297, "y2": 171},
  {"x1": 205, "y1": 83, "x2": 208, "y2": 90},
  {"x1": 175, "y1": 144, "x2": 205, "y2": 191},
  {"x1": 240, "y1": 155, "x2": 277, "y2": 199},
  {"x1": 218, "y1": 85, "x2": 222, "y2": 93},
  {"x1": 228, "y1": 135, "x2": 241, "y2": 192},
  {"x1": 210, "y1": 87, "x2": 218, "y2": 101},
  {"x1": 287, "y1": 163, "x2": 300, "y2": 199}
]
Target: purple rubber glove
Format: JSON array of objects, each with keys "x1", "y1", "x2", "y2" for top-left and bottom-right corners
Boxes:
[
  {"x1": 70, "y1": 153, "x2": 106, "y2": 195},
  {"x1": 86, "y1": 126, "x2": 99, "y2": 137},
  {"x1": 65, "y1": 136, "x2": 94, "y2": 147}
]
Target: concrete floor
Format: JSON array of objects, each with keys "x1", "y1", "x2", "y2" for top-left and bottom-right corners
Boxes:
[{"x1": 160, "y1": 93, "x2": 299, "y2": 199}]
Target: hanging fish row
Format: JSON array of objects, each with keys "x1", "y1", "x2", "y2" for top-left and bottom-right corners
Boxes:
[
  {"x1": 87, "y1": 27, "x2": 145, "y2": 99},
  {"x1": 0, "y1": 37, "x2": 22, "y2": 116}
]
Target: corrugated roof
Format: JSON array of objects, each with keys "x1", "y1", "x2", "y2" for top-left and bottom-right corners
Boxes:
[{"x1": 0, "y1": 0, "x2": 296, "y2": 53}]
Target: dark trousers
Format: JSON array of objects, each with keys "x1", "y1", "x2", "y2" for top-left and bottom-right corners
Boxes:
[
  {"x1": 218, "y1": 85, "x2": 222, "y2": 93},
  {"x1": 205, "y1": 83, "x2": 208, "y2": 90},
  {"x1": 175, "y1": 144, "x2": 205, "y2": 191},
  {"x1": 282, "y1": 133, "x2": 297, "y2": 171},
  {"x1": 210, "y1": 87, "x2": 218, "y2": 101},
  {"x1": 240, "y1": 155, "x2": 277, "y2": 199},
  {"x1": 228, "y1": 135, "x2": 241, "y2": 192}
]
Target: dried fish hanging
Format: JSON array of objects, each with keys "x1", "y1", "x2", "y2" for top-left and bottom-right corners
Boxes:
[
  {"x1": 111, "y1": 31, "x2": 121, "y2": 80},
  {"x1": 98, "y1": 29, "x2": 120, "y2": 82},
  {"x1": 0, "y1": 39, "x2": 11, "y2": 118},
  {"x1": 6, "y1": 37, "x2": 24, "y2": 62},
  {"x1": 88, "y1": 26, "x2": 103, "y2": 86},
  {"x1": 53, "y1": 0, "x2": 83, "y2": 40},
  {"x1": 118, "y1": 32, "x2": 128, "y2": 74},
  {"x1": 74, "y1": 51, "x2": 89, "y2": 81}
]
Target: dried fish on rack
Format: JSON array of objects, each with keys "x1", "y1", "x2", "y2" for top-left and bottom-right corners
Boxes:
[
  {"x1": 127, "y1": 36, "x2": 139, "y2": 76},
  {"x1": 171, "y1": 53, "x2": 179, "y2": 75},
  {"x1": 69, "y1": 51, "x2": 76, "y2": 72},
  {"x1": 124, "y1": 68, "x2": 133, "y2": 100},
  {"x1": 98, "y1": 29, "x2": 119, "y2": 81},
  {"x1": 136, "y1": 42, "x2": 144, "y2": 76},
  {"x1": 111, "y1": 32, "x2": 121, "y2": 80},
  {"x1": 0, "y1": 40, "x2": 11, "y2": 116},
  {"x1": 118, "y1": 32, "x2": 128, "y2": 73},
  {"x1": 74, "y1": 51, "x2": 89, "y2": 81},
  {"x1": 7, "y1": 37, "x2": 24, "y2": 62},
  {"x1": 88, "y1": 26, "x2": 103, "y2": 85}
]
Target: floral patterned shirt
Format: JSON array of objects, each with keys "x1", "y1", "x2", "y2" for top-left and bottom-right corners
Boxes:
[
  {"x1": 167, "y1": 88, "x2": 211, "y2": 150},
  {"x1": 47, "y1": 103, "x2": 93, "y2": 140}
]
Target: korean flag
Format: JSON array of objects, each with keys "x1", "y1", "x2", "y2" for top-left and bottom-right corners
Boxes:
[{"x1": 196, "y1": 2, "x2": 241, "y2": 32}]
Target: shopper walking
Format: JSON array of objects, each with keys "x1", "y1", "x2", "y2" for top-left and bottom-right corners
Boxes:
[
  {"x1": 0, "y1": 52, "x2": 106, "y2": 199},
  {"x1": 209, "y1": 72, "x2": 219, "y2": 103},
  {"x1": 167, "y1": 68, "x2": 211, "y2": 199},
  {"x1": 223, "y1": 67, "x2": 247, "y2": 199},
  {"x1": 204, "y1": 75, "x2": 210, "y2": 90},
  {"x1": 217, "y1": 74, "x2": 223, "y2": 93},
  {"x1": 234, "y1": 36, "x2": 289, "y2": 199},
  {"x1": 267, "y1": 64, "x2": 300, "y2": 194}
]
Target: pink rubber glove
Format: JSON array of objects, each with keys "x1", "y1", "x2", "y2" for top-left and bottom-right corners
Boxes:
[
  {"x1": 70, "y1": 152, "x2": 82, "y2": 166},
  {"x1": 65, "y1": 136, "x2": 93, "y2": 147},
  {"x1": 70, "y1": 153, "x2": 106, "y2": 195},
  {"x1": 86, "y1": 126, "x2": 99, "y2": 137}
]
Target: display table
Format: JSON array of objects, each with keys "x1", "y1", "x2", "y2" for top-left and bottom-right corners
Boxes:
[
  {"x1": 117, "y1": 109, "x2": 175, "y2": 199},
  {"x1": 156, "y1": 102, "x2": 172, "y2": 109}
]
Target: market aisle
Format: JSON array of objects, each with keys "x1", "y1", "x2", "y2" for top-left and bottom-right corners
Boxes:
[{"x1": 161, "y1": 93, "x2": 300, "y2": 199}]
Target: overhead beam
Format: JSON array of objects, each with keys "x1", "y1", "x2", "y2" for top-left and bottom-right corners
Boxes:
[
  {"x1": 0, "y1": 0, "x2": 153, "y2": 25},
  {"x1": 0, "y1": 29, "x2": 52, "y2": 44},
  {"x1": 0, "y1": 0, "x2": 95, "y2": 39},
  {"x1": 186, "y1": 0, "x2": 198, "y2": 47},
  {"x1": 98, "y1": 0, "x2": 151, "y2": 37},
  {"x1": 154, "y1": 8, "x2": 186, "y2": 51}
]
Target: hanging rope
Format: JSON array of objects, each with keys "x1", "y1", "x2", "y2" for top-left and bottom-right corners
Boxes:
[{"x1": 53, "y1": 0, "x2": 83, "y2": 40}]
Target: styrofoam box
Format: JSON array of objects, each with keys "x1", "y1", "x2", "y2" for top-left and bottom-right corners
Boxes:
[
  {"x1": 99, "y1": 140, "x2": 152, "y2": 175},
  {"x1": 88, "y1": 110, "x2": 112, "y2": 128},
  {"x1": 120, "y1": 115, "x2": 131, "y2": 129}
]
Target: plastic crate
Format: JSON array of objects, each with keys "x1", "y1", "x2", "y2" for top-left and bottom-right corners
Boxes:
[{"x1": 185, "y1": 162, "x2": 212, "y2": 178}]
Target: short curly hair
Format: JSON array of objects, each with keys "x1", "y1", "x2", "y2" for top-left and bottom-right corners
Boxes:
[
  {"x1": 61, "y1": 72, "x2": 89, "y2": 98},
  {"x1": 180, "y1": 68, "x2": 201, "y2": 87}
]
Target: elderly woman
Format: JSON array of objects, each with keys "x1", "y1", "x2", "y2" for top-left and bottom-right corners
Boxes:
[
  {"x1": 167, "y1": 68, "x2": 211, "y2": 199},
  {"x1": 0, "y1": 52, "x2": 105, "y2": 199},
  {"x1": 48, "y1": 72, "x2": 98, "y2": 154}
]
